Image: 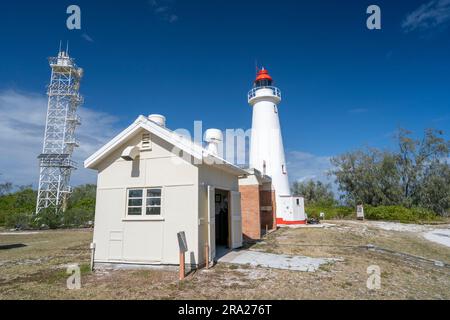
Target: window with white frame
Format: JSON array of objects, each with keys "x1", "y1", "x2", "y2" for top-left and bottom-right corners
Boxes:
[
  {"x1": 127, "y1": 188, "x2": 162, "y2": 217},
  {"x1": 146, "y1": 188, "x2": 161, "y2": 215}
]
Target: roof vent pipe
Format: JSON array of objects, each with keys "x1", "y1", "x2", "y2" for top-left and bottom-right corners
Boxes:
[
  {"x1": 205, "y1": 129, "x2": 223, "y2": 156},
  {"x1": 121, "y1": 146, "x2": 140, "y2": 161},
  {"x1": 148, "y1": 114, "x2": 166, "y2": 127}
]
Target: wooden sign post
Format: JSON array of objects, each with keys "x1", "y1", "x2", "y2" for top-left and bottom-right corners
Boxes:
[
  {"x1": 177, "y1": 232, "x2": 188, "y2": 281},
  {"x1": 179, "y1": 252, "x2": 185, "y2": 281}
]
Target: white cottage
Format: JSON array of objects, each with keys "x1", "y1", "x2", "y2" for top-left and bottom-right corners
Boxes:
[{"x1": 84, "y1": 114, "x2": 247, "y2": 268}]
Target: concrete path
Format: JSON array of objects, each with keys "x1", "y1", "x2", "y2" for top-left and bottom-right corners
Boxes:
[
  {"x1": 0, "y1": 231, "x2": 40, "y2": 236},
  {"x1": 217, "y1": 249, "x2": 342, "y2": 272},
  {"x1": 424, "y1": 229, "x2": 450, "y2": 248}
]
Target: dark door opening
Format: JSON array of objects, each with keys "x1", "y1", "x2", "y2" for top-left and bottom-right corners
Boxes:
[{"x1": 215, "y1": 189, "x2": 229, "y2": 248}]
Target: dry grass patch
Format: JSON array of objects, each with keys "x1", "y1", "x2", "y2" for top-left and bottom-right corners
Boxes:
[{"x1": 1, "y1": 222, "x2": 449, "y2": 300}]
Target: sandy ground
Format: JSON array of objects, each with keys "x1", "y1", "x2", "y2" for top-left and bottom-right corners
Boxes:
[
  {"x1": 424, "y1": 229, "x2": 450, "y2": 248},
  {"x1": 0, "y1": 221, "x2": 449, "y2": 300},
  {"x1": 349, "y1": 220, "x2": 450, "y2": 248}
]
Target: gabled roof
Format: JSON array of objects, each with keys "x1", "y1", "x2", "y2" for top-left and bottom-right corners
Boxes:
[{"x1": 84, "y1": 115, "x2": 247, "y2": 177}]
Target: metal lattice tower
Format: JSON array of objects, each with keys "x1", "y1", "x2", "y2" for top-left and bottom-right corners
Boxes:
[{"x1": 36, "y1": 49, "x2": 83, "y2": 214}]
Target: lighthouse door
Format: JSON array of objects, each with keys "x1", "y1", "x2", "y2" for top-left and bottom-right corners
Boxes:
[{"x1": 207, "y1": 186, "x2": 216, "y2": 262}]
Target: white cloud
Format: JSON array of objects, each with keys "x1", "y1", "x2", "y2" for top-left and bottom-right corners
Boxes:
[
  {"x1": 286, "y1": 151, "x2": 333, "y2": 184},
  {"x1": 155, "y1": 6, "x2": 169, "y2": 14},
  {"x1": 0, "y1": 90, "x2": 121, "y2": 187},
  {"x1": 149, "y1": 0, "x2": 178, "y2": 23},
  {"x1": 168, "y1": 14, "x2": 179, "y2": 23},
  {"x1": 286, "y1": 150, "x2": 341, "y2": 196},
  {"x1": 402, "y1": 0, "x2": 450, "y2": 32},
  {"x1": 81, "y1": 33, "x2": 94, "y2": 43}
]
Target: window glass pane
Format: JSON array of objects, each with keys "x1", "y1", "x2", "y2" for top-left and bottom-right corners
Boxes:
[
  {"x1": 129, "y1": 189, "x2": 143, "y2": 198},
  {"x1": 128, "y1": 207, "x2": 142, "y2": 216},
  {"x1": 128, "y1": 199, "x2": 142, "y2": 206},
  {"x1": 146, "y1": 198, "x2": 161, "y2": 206},
  {"x1": 147, "y1": 189, "x2": 161, "y2": 197},
  {"x1": 146, "y1": 207, "x2": 161, "y2": 216}
]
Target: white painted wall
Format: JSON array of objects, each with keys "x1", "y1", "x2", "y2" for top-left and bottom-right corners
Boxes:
[
  {"x1": 92, "y1": 130, "x2": 199, "y2": 266},
  {"x1": 91, "y1": 128, "x2": 243, "y2": 267},
  {"x1": 249, "y1": 87, "x2": 291, "y2": 221}
]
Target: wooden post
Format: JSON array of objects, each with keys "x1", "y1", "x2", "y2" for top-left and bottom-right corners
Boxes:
[
  {"x1": 179, "y1": 251, "x2": 185, "y2": 281},
  {"x1": 177, "y1": 231, "x2": 188, "y2": 281},
  {"x1": 89, "y1": 242, "x2": 96, "y2": 271},
  {"x1": 266, "y1": 224, "x2": 269, "y2": 236},
  {"x1": 205, "y1": 244, "x2": 209, "y2": 269}
]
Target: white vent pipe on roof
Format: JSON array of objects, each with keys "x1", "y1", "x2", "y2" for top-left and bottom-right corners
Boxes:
[
  {"x1": 205, "y1": 129, "x2": 223, "y2": 156},
  {"x1": 148, "y1": 114, "x2": 166, "y2": 127}
]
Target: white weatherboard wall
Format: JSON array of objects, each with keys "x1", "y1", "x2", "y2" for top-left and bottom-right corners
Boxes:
[
  {"x1": 93, "y1": 130, "x2": 199, "y2": 266},
  {"x1": 89, "y1": 123, "x2": 244, "y2": 267}
]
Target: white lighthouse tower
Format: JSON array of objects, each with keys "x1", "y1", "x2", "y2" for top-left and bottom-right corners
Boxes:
[{"x1": 248, "y1": 68, "x2": 306, "y2": 225}]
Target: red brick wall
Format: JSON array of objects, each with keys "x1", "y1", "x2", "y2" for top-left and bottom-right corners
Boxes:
[
  {"x1": 239, "y1": 185, "x2": 261, "y2": 240},
  {"x1": 259, "y1": 190, "x2": 276, "y2": 231}
]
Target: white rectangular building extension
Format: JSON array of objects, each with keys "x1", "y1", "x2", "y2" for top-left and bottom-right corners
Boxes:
[{"x1": 84, "y1": 115, "x2": 247, "y2": 268}]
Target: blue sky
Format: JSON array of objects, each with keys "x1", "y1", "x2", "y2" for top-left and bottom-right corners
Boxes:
[{"x1": 0, "y1": 0, "x2": 449, "y2": 187}]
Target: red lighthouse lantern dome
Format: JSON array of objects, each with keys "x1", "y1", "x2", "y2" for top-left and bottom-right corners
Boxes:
[{"x1": 254, "y1": 67, "x2": 273, "y2": 87}]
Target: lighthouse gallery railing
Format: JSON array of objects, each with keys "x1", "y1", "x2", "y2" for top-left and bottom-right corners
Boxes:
[{"x1": 248, "y1": 86, "x2": 281, "y2": 102}]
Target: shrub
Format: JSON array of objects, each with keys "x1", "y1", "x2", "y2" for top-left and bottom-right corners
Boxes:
[
  {"x1": 306, "y1": 205, "x2": 439, "y2": 223},
  {"x1": 365, "y1": 206, "x2": 438, "y2": 223},
  {"x1": 0, "y1": 184, "x2": 96, "y2": 229},
  {"x1": 62, "y1": 207, "x2": 94, "y2": 228},
  {"x1": 306, "y1": 205, "x2": 354, "y2": 220},
  {"x1": 4, "y1": 211, "x2": 34, "y2": 229},
  {"x1": 34, "y1": 208, "x2": 63, "y2": 229}
]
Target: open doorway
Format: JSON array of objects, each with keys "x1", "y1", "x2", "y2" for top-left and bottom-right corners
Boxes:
[
  {"x1": 214, "y1": 189, "x2": 230, "y2": 252},
  {"x1": 207, "y1": 186, "x2": 242, "y2": 263}
]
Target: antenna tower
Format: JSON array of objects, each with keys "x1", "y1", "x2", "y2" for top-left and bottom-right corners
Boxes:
[{"x1": 36, "y1": 48, "x2": 83, "y2": 214}]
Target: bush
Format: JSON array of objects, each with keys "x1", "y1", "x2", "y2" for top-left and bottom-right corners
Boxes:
[
  {"x1": 306, "y1": 205, "x2": 355, "y2": 220},
  {"x1": 4, "y1": 211, "x2": 34, "y2": 229},
  {"x1": 306, "y1": 205, "x2": 439, "y2": 223},
  {"x1": 34, "y1": 208, "x2": 63, "y2": 229},
  {"x1": 365, "y1": 206, "x2": 438, "y2": 223},
  {"x1": 0, "y1": 184, "x2": 96, "y2": 229},
  {"x1": 0, "y1": 187, "x2": 36, "y2": 226},
  {"x1": 62, "y1": 207, "x2": 94, "y2": 228},
  {"x1": 4, "y1": 207, "x2": 95, "y2": 230}
]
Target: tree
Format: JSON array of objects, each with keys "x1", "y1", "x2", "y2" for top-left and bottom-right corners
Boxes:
[
  {"x1": 67, "y1": 184, "x2": 96, "y2": 211},
  {"x1": 0, "y1": 182, "x2": 13, "y2": 196},
  {"x1": 63, "y1": 184, "x2": 97, "y2": 227},
  {"x1": 0, "y1": 184, "x2": 97, "y2": 228},
  {"x1": 330, "y1": 148, "x2": 401, "y2": 207},
  {"x1": 415, "y1": 162, "x2": 450, "y2": 215},
  {"x1": 396, "y1": 128, "x2": 450, "y2": 208},
  {"x1": 330, "y1": 128, "x2": 450, "y2": 215},
  {"x1": 0, "y1": 186, "x2": 37, "y2": 228},
  {"x1": 292, "y1": 180, "x2": 335, "y2": 206}
]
